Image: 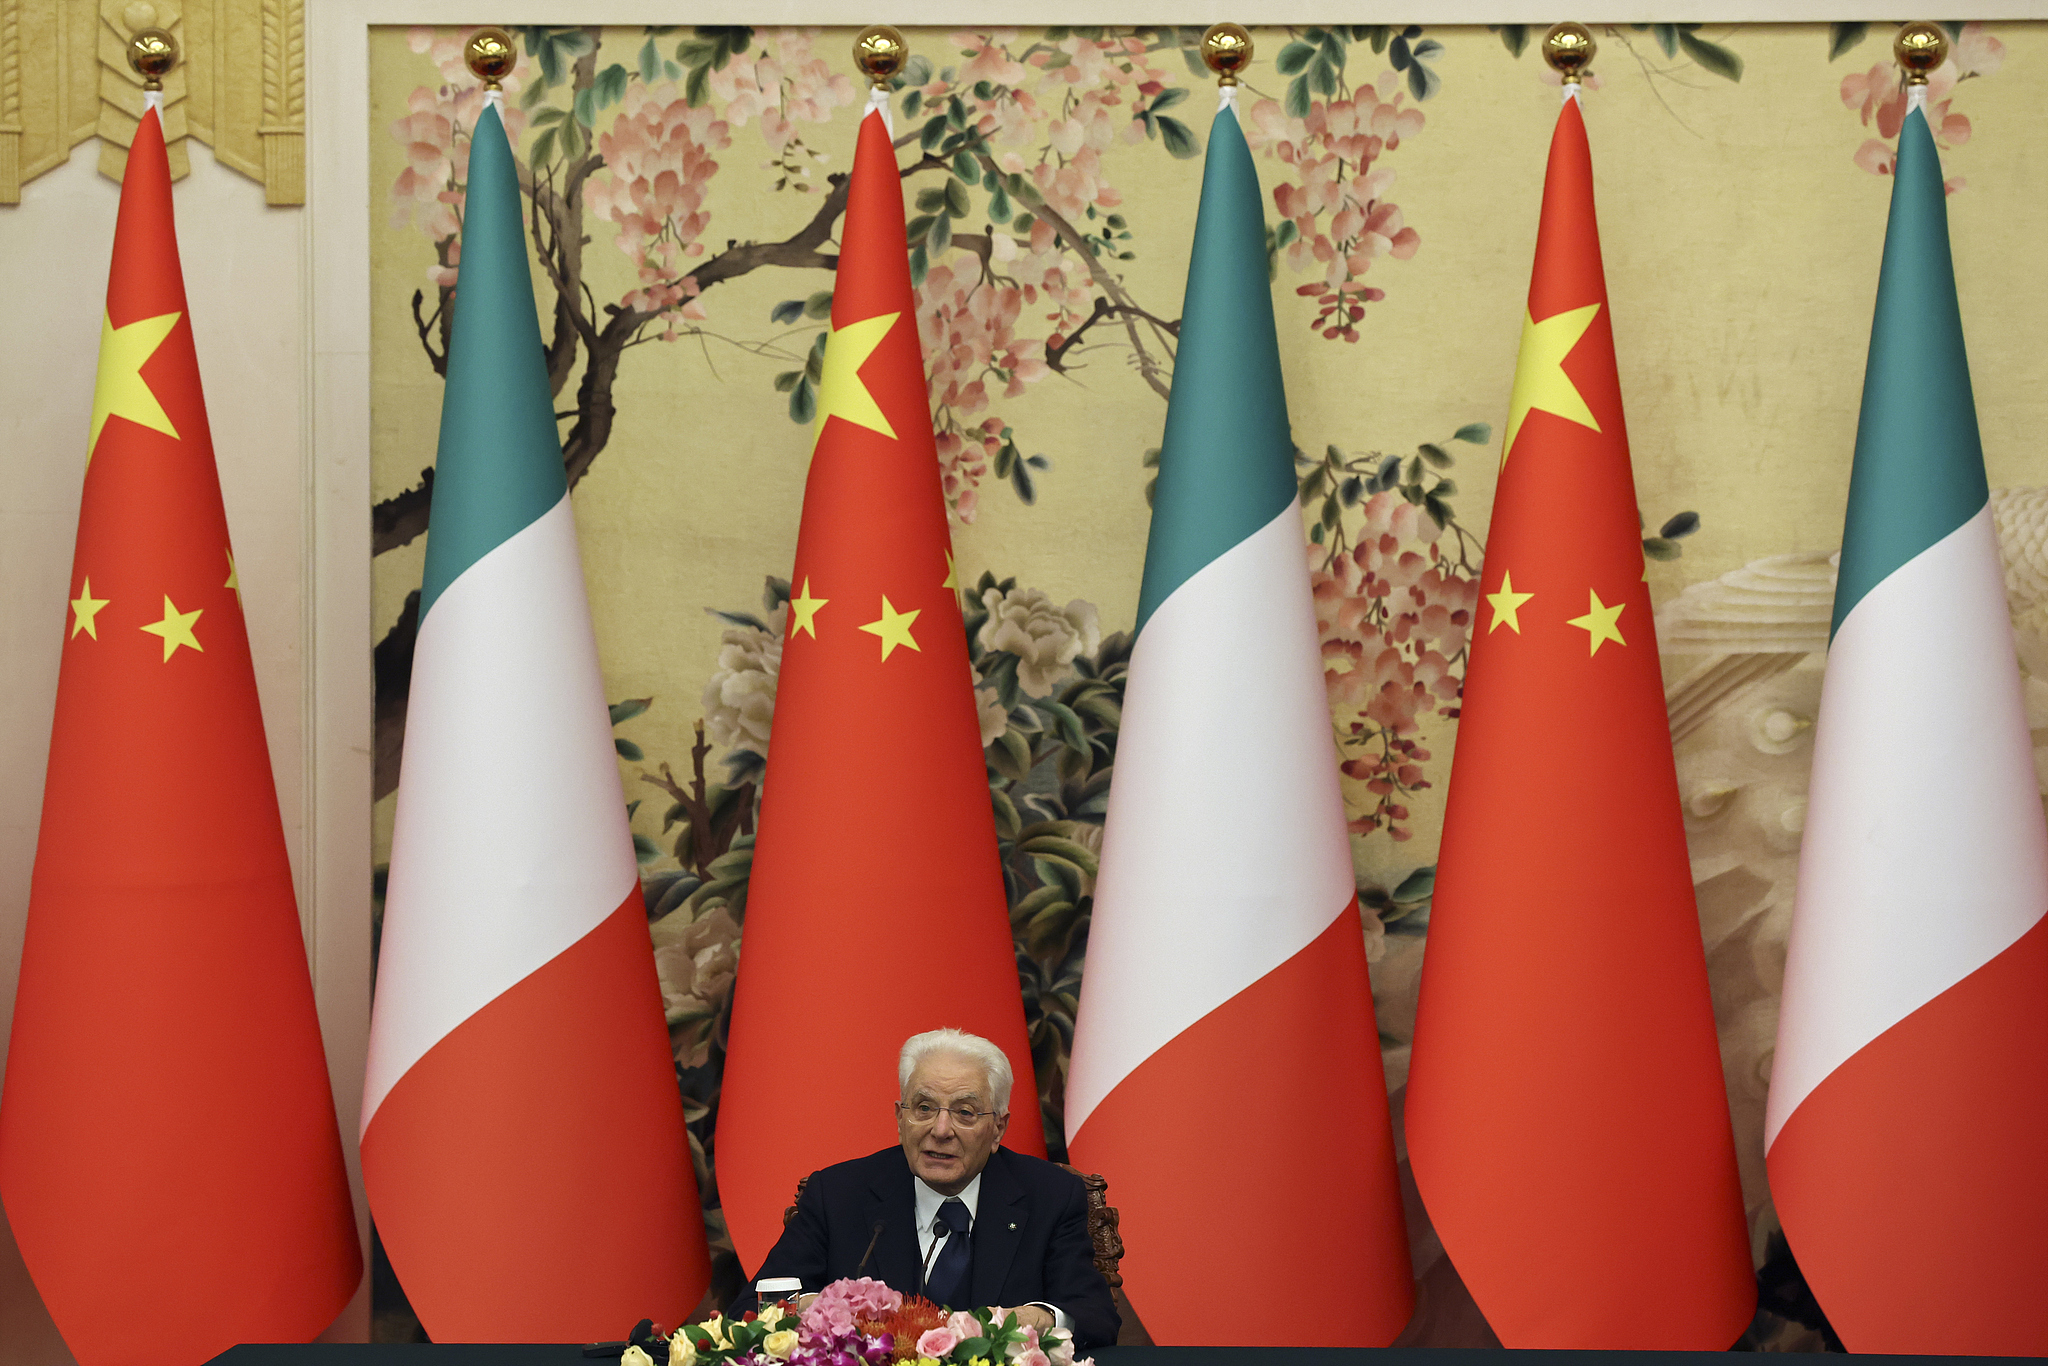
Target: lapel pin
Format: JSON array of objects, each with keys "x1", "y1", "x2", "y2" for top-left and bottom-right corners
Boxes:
[{"x1": 1008, "y1": 1222, "x2": 1016, "y2": 1230}]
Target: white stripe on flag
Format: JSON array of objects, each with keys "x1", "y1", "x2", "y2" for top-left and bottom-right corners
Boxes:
[
  {"x1": 1767, "y1": 504, "x2": 2048, "y2": 1145},
  {"x1": 364, "y1": 492, "x2": 639, "y2": 1130},
  {"x1": 1067, "y1": 499, "x2": 1355, "y2": 1138}
]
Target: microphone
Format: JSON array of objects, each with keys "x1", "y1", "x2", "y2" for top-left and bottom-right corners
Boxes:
[
  {"x1": 918, "y1": 1214, "x2": 949, "y2": 1295},
  {"x1": 855, "y1": 1219, "x2": 886, "y2": 1278}
]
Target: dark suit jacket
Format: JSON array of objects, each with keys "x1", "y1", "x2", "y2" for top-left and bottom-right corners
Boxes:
[{"x1": 743, "y1": 1145, "x2": 1119, "y2": 1349}]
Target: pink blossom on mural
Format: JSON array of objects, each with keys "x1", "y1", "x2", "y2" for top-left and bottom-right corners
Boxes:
[
  {"x1": 1841, "y1": 25, "x2": 1997, "y2": 193},
  {"x1": 585, "y1": 86, "x2": 733, "y2": 318}
]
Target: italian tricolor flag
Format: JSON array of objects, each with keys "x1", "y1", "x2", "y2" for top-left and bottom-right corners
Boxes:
[
  {"x1": 360, "y1": 99, "x2": 709, "y2": 1339},
  {"x1": 1064, "y1": 93, "x2": 1412, "y2": 1347},
  {"x1": 1765, "y1": 102, "x2": 2048, "y2": 1353}
]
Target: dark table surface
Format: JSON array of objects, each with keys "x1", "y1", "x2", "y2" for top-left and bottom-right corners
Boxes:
[{"x1": 207, "y1": 1348, "x2": 2008, "y2": 1365}]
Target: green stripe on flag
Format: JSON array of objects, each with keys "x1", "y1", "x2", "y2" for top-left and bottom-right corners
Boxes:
[
  {"x1": 418, "y1": 104, "x2": 570, "y2": 622},
  {"x1": 1831, "y1": 106, "x2": 1989, "y2": 638},
  {"x1": 1134, "y1": 107, "x2": 1298, "y2": 635}
]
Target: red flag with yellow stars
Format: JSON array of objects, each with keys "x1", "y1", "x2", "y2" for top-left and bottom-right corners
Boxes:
[
  {"x1": 0, "y1": 106, "x2": 360, "y2": 1365},
  {"x1": 715, "y1": 103, "x2": 1044, "y2": 1272},
  {"x1": 1401, "y1": 93, "x2": 1754, "y2": 1347}
]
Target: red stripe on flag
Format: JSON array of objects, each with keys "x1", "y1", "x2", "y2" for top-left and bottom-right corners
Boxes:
[
  {"x1": 1068, "y1": 908, "x2": 1411, "y2": 1345},
  {"x1": 1769, "y1": 909, "x2": 2048, "y2": 1354},
  {"x1": 362, "y1": 893, "x2": 708, "y2": 1340}
]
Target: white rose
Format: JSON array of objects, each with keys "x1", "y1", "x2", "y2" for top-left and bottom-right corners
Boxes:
[
  {"x1": 977, "y1": 587, "x2": 1100, "y2": 697},
  {"x1": 764, "y1": 1330, "x2": 800, "y2": 1360},
  {"x1": 622, "y1": 1348, "x2": 655, "y2": 1366},
  {"x1": 670, "y1": 1333, "x2": 698, "y2": 1366},
  {"x1": 701, "y1": 624, "x2": 781, "y2": 756}
]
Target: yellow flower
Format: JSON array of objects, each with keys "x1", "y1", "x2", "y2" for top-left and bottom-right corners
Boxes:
[
  {"x1": 759, "y1": 1304, "x2": 788, "y2": 1330},
  {"x1": 764, "y1": 1330, "x2": 799, "y2": 1360},
  {"x1": 623, "y1": 1349, "x2": 656, "y2": 1366},
  {"x1": 701, "y1": 1316, "x2": 731, "y2": 1349},
  {"x1": 970, "y1": 1357, "x2": 993, "y2": 1366},
  {"x1": 919, "y1": 1357, "x2": 944, "y2": 1366},
  {"x1": 670, "y1": 1333, "x2": 699, "y2": 1366}
]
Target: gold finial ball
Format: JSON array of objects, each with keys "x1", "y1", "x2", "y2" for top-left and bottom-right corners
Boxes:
[
  {"x1": 853, "y1": 25, "x2": 907, "y2": 89},
  {"x1": 1541, "y1": 22, "x2": 1596, "y2": 83},
  {"x1": 1894, "y1": 22, "x2": 1949, "y2": 84},
  {"x1": 465, "y1": 27, "x2": 518, "y2": 89},
  {"x1": 1200, "y1": 24, "x2": 1254, "y2": 85},
  {"x1": 127, "y1": 27, "x2": 177, "y2": 89}
]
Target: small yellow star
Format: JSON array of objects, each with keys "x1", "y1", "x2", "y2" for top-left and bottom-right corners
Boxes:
[
  {"x1": 1504, "y1": 301, "x2": 1601, "y2": 463},
  {"x1": 69, "y1": 579, "x2": 110, "y2": 640},
  {"x1": 90, "y1": 310, "x2": 182, "y2": 459},
  {"x1": 140, "y1": 595, "x2": 204, "y2": 661},
  {"x1": 789, "y1": 577, "x2": 828, "y2": 639},
  {"x1": 942, "y1": 549, "x2": 958, "y2": 592},
  {"x1": 858, "y1": 595, "x2": 921, "y2": 660},
  {"x1": 1566, "y1": 589, "x2": 1626, "y2": 656},
  {"x1": 224, "y1": 548, "x2": 240, "y2": 601},
  {"x1": 813, "y1": 311, "x2": 899, "y2": 445},
  {"x1": 1485, "y1": 570, "x2": 1533, "y2": 634}
]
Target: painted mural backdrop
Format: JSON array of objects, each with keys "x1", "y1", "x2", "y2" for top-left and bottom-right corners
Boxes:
[{"x1": 369, "y1": 22, "x2": 2048, "y2": 1346}]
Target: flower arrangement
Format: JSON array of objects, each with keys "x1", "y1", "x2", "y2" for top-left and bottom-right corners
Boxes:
[{"x1": 621, "y1": 1279, "x2": 1092, "y2": 1366}]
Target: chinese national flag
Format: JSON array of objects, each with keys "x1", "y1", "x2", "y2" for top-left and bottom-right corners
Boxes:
[
  {"x1": 0, "y1": 107, "x2": 361, "y2": 1365},
  {"x1": 715, "y1": 105, "x2": 1043, "y2": 1272},
  {"x1": 1401, "y1": 94, "x2": 1754, "y2": 1348}
]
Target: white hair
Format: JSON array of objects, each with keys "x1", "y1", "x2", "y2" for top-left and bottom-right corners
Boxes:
[{"x1": 898, "y1": 1028, "x2": 1014, "y2": 1113}]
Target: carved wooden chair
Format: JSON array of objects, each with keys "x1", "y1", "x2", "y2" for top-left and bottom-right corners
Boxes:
[{"x1": 782, "y1": 1164, "x2": 1149, "y2": 1344}]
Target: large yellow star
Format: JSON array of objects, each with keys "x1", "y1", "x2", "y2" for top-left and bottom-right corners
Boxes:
[
  {"x1": 858, "y1": 595, "x2": 921, "y2": 660},
  {"x1": 813, "y1": 312, "x2": 899, "y2": 444},
  {"x1": 70, "y1": 579, "x2": 110, "y2": 640},
  {"x1": 789, "y1": 577, "x2": 828, "y2": 639},
  {"x1": 140, "y1": 595, "x2": 203, "y2": 661},
  {"x1": 1503, "y1": 302, "x2": 1601, "y2": 462},
  {"x1": 90, "y1": 310, "x2": 182, "y2": 459},
  {"x1": 942, "y1": 549, "x2": 958, "y2": 591},
  {"x1": 1486, "y1": 570, "x2": 1533, "y2": 634},
  {"x1": 1566, "y1": 589, "x2": 1626, "y2": 656}
]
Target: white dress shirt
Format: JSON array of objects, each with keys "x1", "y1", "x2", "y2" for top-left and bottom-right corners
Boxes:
[{"x1": 912, "y1": 1173, "x2": 1068, "y2": 1330}]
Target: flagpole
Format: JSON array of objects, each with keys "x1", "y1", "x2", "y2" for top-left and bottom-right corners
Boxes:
[
  {"x1": 1894, "y1": 21, "x2": 1948, "y2": 114},
  {"x1": 1542, "y1": 22, "x2": 1595, "y2": 103},
  {"x1": 852, "y1": 24, "x2": 905, "y2": 134},
  {"x1": 127, "y1": 25, "x2": 176, "y2": 114},
  {"x1": 1199, "y1": 23, "x2": 1251, "y2": 111}
]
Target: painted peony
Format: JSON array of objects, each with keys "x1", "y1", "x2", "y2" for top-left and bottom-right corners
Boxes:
[
  {"x1": 702, "y1": 620, "x2": 782, "y2": 756},
  {"x1": 977, "y1": 587, "x2": 1100, "y2": 697}
]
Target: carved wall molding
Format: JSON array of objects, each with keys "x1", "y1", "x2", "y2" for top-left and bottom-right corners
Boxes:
[{"x1": 0, "y1": 0, "x2": 303, "y2": 204}]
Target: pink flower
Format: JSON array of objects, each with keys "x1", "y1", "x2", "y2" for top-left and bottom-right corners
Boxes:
[
  {"x1": 945, "y1": 1311, "x2": 981, "y2": 1339},
  {"x1": 916, "y1": 1329, "x2": 962, "y2": 1356},
  {"x1": 1014, "y1": 1351, "x2": 1050, "y2": 1366}
]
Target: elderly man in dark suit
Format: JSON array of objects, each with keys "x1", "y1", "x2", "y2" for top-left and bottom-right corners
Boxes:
[{"x1": 745, "y1": 1028, "x2": 1119, "y2": 1349}]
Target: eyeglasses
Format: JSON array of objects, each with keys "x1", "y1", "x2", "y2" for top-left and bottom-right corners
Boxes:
[{"x1": 897, "y1": 1100, "x2": 997, "y2": 1130}]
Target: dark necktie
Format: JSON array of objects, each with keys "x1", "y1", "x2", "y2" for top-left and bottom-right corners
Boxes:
[{"x1": 923, "y1": 1197, "x2": 973, "y2": 1308}]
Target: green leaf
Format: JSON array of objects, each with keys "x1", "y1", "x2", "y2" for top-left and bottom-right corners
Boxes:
[
  {"x1": 1275, "y1": 41, "x2": 1316, "y2": 75},
  {"x1": 928, "y1": 210, "x2": 952, "y2": 255},
  {"x1": 909, "y1": 246, "x2": 928, "y2": 288},
  {"x1": 684, "y1": 62, "x2": 711, "y2": 107},
  {"x1": 1679, "y1": 31, "x2": 1744, "y2": 81},
  {"x1": 772, "y1": 370, "x2": 801, "y2": 393},
  {"x1": 1011, "y1": 883, "x2": 1069, "y2": 925},
  {"x1": 1431, "y1": 478, "x2": 1458, "y2": 497},
  {"x1": 1494, "y1": 25, "x2": 1530, "y2": 57},
  {"x1": 1660, "y1": 510, "x2": 1701, "y2": 539},
  {"x1": 769, "y1": 299, "x2": 805, "y2": 326},
  {"x1": 1827, "y1": 22, "x2": 1869, "y2": 60},
  {"x1": 1417, "y1": 442, "x2": 1453, "y2": 469},
  {"x1": 1642, "y1": 536, "x2": 1682, "y2": 561},
  {"x1": 920, "y1": 116, "x2": 948, "y2": 152},
  {"x1": 901, "y1": 90, "x2": 923, "y2": 119},
  {"x1": 944, "y1": 177, "x2": 972, "y2": 218},
  {"x1": 1309, "y1": 56, "x2": 1338, "y2": 98},
  {"x1": 1407, "y1": 62, "x2": 1440, "y2": 101},
  {"x1": 1150, "y1": 86, "x2": 1190, "y2": 112},
  {"x1": 1034, "y1": 699, "x2": 1089, "y2": 754},
  {"x1": 520, "y1": 78, "x2": 551, "y2": 109},
  {"x1": 915, "y1": 186, "x2": 948, "y2": 215},
  {"x1": 595, "y1": 62, "x2": 630, "y2": 108},
  {"x1": 989, "y1": 187, "x2": 1012, "y2": 223},
  {"x1": 633, "y1": 833, "x2": 661, "y2": 865},
  {"x1": 527, "y1": 126, "x2": 558, "y2": 169},
  {"x1": 1452, "y1": 422, "x2": 1491, "y2": 444},
  {"x1": 1156, "y1": 116, "x2": 1198, "y2": 159},
  {"x1": 788, "y1": 376, "x2": 815, "y2": 425},
  {"x1": 953, "y1": 148, "x2": 981, "y2": 181},
  {"x1": 1651, "y1": 23, "x2": 1681, "y2": 58},
  {"x1": 1283, "y1": 76, "x2": 1311, "y2": 121},
  {"x1": 614, "y1": 737, "x2": 645, "y2": 761},
  {"x1": 1391, "y1": 865, "x2": 1436, "y2": 902},
  {"x1": 990, "y1": 726, "x2": 1033, "y2": 782},
  {"x1": 990, "y1": 787, "x2": 1023, "y2": 841},
  {"x1": 638, "y1": 38, "x2": 661, "y2": 84},
  {"x1": 609, "y1": 698, "x2": 652, "y2": 725},
  {"x1": 573, "y1": 85, "x2": 597, "y2": 127},
  {"x1": 803, "y1": 291, "x2": 834, "y2": 320},
  {"x1": 904, "y1": 213, "x2": 935, "y2": 246}
]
